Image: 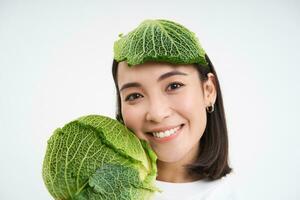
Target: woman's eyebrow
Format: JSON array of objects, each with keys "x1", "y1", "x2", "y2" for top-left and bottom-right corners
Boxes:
[
  {"x1": 157, "y1": 70, "x2": 188, "y2": 82},
  {"x1": 119, "y1": 70, "x2": 188, "y2": 92},
  {"x1": 120, "y1": 82, "x2": 141, "y2": 92}
]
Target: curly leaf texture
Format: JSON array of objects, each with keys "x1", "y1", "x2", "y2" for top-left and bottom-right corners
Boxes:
[
  {"x1": 114, "y1": 19, "x2": 208, "y2": 67},
  {"x1": 42, "y1": 115, "x2": 158, "y2": 200}
]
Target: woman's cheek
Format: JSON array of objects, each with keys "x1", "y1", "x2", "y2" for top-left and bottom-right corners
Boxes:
[
  {"x1": 171, "y1": 92, "x2": 194, "y2": 110},
  {"x1": 122, "y1": 106, "x2": 135, "y2": 127},
  {"x1": 170, "y1": 91, "x2": 205, "y2": 117},
  {"x1": 122, "y1": 105, "x2": 145, "y2": 137}
]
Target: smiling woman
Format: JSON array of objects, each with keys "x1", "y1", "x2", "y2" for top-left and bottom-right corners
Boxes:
[{"x1": 112, "y1": 19, "x2": 234, "y2": 199}]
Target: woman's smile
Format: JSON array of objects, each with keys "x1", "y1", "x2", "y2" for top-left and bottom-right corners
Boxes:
[{"x1": 146, "y1": 124, "x2": 185, "y2": 143}]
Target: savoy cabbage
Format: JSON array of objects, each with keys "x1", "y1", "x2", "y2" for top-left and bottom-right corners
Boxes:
[
  {"x1": 42, "y1": 115, "x2": 158, "y2": 200},
  {"x1": 114, "y1": 19, "x2": 208, "y2": 67}
]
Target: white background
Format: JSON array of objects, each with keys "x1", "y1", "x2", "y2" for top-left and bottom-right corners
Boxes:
[{"x1": 0, "y1": 0, "x2": 299, "y2": 199}]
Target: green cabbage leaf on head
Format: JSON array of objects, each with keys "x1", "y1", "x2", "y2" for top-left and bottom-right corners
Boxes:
[
  {"x1": 42, "y1": 115, "x2": 158, "y2": 200},
  {"x1": 114, "y1": 19, "x2": 208, "y2": 67}
]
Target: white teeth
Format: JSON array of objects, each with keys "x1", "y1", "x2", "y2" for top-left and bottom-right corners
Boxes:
[{"x1": 152, "y1": 126, "x2": 181, "y2": 138}]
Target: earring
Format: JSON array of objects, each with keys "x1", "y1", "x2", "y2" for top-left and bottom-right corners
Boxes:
[{"x1": 206, "y1": 103, "x2": 215, "y2": 113}]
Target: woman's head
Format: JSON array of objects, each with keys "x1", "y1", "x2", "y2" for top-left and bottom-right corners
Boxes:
[
  {"x1": 112, "y1": 19, "x2": 232, "y2": 180},
  {"x1": 116, "y1": 61, "x2": 216, "y2": 164}
]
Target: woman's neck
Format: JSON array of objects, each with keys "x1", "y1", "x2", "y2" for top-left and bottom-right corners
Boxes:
[
  {"x1": 155, "y1": 141, "x2": 202, "y2": 183},
  {"x1": 156, "y1": 154, "x2": 202, "y2": 183}
]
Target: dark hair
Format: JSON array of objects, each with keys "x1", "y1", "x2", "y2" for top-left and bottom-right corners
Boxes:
[{"x1": 111, "y1": 55, "x2": 232, "y2": 181}]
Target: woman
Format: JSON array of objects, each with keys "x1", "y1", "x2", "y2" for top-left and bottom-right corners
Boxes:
[{"x1": 112, "y1": 19, "x2": 235, "y2": 199}]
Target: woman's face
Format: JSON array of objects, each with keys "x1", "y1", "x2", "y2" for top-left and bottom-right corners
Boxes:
[{"x1": 117, "y1": 61, "x2": 216, "y2": 165}]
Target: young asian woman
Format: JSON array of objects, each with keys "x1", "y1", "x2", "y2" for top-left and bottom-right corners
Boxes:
[{"x1": 111, "y1": 19, "x2": 235, "y2": 200}]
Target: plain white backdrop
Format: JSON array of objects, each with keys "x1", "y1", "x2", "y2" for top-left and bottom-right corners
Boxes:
[{"x1": 0, "y1": 0, "x2": 299, "y2": 199}]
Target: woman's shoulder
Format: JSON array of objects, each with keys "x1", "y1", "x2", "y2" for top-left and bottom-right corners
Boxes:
[
  {"x1": 153, "y1": 172, "x2": 236, "y2": 200},
  {"x1": 201, "y1": 172, "x2": 237, "y2": 200}
]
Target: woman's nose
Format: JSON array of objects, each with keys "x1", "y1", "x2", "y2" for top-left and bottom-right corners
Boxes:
[{"x1": 145, "y1": 96, "x2": 172, "y2": 123}]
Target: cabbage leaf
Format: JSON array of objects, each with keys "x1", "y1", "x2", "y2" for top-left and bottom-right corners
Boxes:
[
  {"x1": 42, "y1": 115, "x2": 158, "y2": 200},
  {"x1": 114, "y1": 19, "x2": 208, "y2": 67}
]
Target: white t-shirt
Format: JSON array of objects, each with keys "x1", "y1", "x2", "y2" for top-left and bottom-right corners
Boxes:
[{"x1": 152, "y1": 173, "x2": 236, "y2": 200}]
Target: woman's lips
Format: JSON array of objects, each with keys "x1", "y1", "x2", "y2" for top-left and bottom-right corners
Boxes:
[{"x1": 147, "y1": 124, "x2": 184, "y2": 143}]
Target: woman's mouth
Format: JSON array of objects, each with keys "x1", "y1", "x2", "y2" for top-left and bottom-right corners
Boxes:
[{"x1": 147, "y1": 124, "x2": 184, "y2": 143}]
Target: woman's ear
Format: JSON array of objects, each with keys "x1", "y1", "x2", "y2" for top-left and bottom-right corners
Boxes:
[{"x1": 203, "y1": 73, "x2": 217, "y2": 106}]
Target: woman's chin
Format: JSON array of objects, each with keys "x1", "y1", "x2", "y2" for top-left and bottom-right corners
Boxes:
[{"x1": 155, "y1": 152, "x2": 186, "y2": 164}]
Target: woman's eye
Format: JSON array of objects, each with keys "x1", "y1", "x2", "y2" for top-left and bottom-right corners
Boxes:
[
  {"x1": 166, "y1": 82, "x2": 185, "y2": 91},
  {"x1": 125, "y1": 93, "x2": 143, "y2": 102}
]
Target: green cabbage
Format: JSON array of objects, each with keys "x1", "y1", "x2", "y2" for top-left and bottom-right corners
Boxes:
[
  {"x1": 42, "y1": 115, "x2": 158, "y2": 200},
  {"x1": 114, "y1": 19, "x2": 208, "y2": 67}
]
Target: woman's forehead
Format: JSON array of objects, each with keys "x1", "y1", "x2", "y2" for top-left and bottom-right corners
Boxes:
[{"x1": 117, "y1": 61, "x2": 201, "y2": 92}]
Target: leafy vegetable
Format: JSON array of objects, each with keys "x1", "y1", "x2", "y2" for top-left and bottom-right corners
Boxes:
[
  {"x1": 42, "y1": 115, "x2": 158, "y2": 200},
  {"x1": 114, "y1": 19, "x2": 208, "y2": 67}
]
